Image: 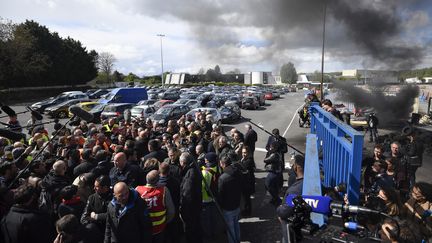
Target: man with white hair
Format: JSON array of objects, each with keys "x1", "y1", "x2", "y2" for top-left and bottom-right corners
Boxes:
[{"x1": 179, "y1": 152, "x2": 203, "y2": 243}]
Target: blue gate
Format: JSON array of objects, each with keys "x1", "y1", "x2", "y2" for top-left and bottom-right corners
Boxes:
[{"x1": 309, "y1": 103, "x2": 364, "y2": 205}]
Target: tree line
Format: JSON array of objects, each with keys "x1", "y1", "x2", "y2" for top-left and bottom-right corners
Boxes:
[{"x1": 0, "y1": 18, "x2": 98, "y2": 88}]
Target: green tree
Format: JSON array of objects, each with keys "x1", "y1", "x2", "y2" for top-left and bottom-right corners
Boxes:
[
  {"x1": 0, "y1": 19, "x2": 97, "y2": 87},
  {"x1": 280, "y1": 62, "x2": 298, "y2": 84},
  {"x1": 112, "y1": 70, "x2": 124, "y2": 82},
  {"x1": 124, "y1": 72, "x2": 140, "y2": 82}
]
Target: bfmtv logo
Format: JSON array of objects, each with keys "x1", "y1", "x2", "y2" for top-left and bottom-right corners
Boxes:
[{"x1": 304, "y1": 198, "x2": 319, "y2": 209}]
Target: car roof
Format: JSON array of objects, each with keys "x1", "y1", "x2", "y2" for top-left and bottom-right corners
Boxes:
[
  {"x1": 105, "y1": 103, "x2": 133, "y2": 107},
  {"x1": 132, "y1": 105, "x2": 153, "y2": 109},
  {"x1": 162, "y1": 104, "x2": 187, "y2": 109}
]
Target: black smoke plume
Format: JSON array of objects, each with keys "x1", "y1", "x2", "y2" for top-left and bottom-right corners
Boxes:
[
  {"x1": 129, "y1": 0, "x2": 428, "y2": 70},
  {"x1": 334, "y1": 81, "x2": 420, "y2": 125}
]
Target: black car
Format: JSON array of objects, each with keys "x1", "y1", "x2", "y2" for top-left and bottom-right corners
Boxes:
[
  {"x1": 150, "y1": 104, "x2": 190, "y2": 125},
  {"x1": 44, "y1": 98, "x2": 91, "y2": 118},
  {"x1": 158, "y1": 91, "x2": 180, "y2": 101},
  {"x1": 220, "y1": 105, "x2": 241, "y2": 123},
  {"x1": 241, "y1": 96, "x2": 259, "y2": 110},
  {"x1": 100, "y1": 103, "x2": 134, "y2": 121},
  {"x1": 31, "y1": 93, "x2": 89, "y2": 113}
]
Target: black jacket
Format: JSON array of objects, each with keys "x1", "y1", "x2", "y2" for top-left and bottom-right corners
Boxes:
[
  {"x1": 81, "y1": 191, "x2": 113, "y2": 231},
  {"x1": 238, "y1": 157, "x2": 256, "y2": 195},
  {"x1": 142, "y1": 150, "x2": 168, "y2": 164},
  {"x1": 180, "y1": 163, "x2": 202, "y2": 212},
  {"x1": 218, "y1": 165, "x2": 242, "y2": 211},
  {"x1": 73, "y1": 160, "x2": 96, "y2": 178},
  {"x1": 159, "y1": 175, "x2": 181, "y2": 210},
  {"x1": 40, "y1": 171, "x2": 70, "y2": 208},
  {"x1": 104, "y1": 189, "x2": 152, "y2": 243},
  {"x1": 244, "y1": 129, "x2": 257, "y2": 152},
  {"x1": 109, "y1": 164, "x2": 141, "y2": 188},
  {"x1": 0, "y1": 205, "x2": 54, "y2": 243},
  {"x1": 264, "y1": 152, "x2": 282, "y2": 173}
]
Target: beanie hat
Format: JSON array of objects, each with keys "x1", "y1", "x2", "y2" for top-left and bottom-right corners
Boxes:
[{"x1": 205, "y1": 152, "x2": 218, "y2": 167}]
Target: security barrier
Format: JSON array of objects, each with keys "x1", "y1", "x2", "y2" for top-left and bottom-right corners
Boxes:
[{"x1": 309, "y1": 103, "x2": 364, "y2": 205}]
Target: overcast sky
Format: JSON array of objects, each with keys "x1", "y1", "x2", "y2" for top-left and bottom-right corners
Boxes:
[{"x1": 1, "y1": 0, "x2": 432, "y2": 76}]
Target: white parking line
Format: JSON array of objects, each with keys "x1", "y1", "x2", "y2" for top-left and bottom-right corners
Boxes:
[{"x1": 282, "y1": 103, "x2": 305, "y2": 137}]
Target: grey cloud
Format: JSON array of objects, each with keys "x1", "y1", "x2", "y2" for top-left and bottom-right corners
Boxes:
[{"x1": 125, "y1": 0, "x2": 429, "y2": 70}]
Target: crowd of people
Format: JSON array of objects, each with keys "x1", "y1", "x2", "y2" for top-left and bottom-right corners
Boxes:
[
  {"x1": 0, "y1": 108, "x2": 272, "y2": 243},
  {"x1": 1, "y1": 93, "x2": 432, "y2": 243}
]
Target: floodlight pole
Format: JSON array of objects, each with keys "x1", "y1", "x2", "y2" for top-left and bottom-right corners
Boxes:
[
  {"x1": 320, "y1": 0, "x2": 327, "y2": 101},
  {"x1": 157, "y1": 34, "x2": 165, "y2": 87}
]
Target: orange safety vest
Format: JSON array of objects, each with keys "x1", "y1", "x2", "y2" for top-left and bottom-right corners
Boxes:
[{"x1": 135, "y1": 185, "x2": 167, "y2": 235}]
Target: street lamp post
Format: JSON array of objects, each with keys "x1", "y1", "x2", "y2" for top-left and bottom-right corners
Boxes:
[
  {"x1": 157, "y1": 34, "x2": 165, "y2": 86},
  {"x1": 320, "y1": 1, "x2": 327, "y2": 101}
]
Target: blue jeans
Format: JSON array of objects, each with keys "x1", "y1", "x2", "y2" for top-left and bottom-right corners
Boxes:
[{"x1": 223, "y1": 208, "x2": 241, "y2": 243}]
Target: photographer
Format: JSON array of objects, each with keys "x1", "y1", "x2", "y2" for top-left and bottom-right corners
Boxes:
[
  {"x1": 403, "y1": 128, "x2": 424, "y2": 187},
  {"x1": 400, "y1": 182, "x2": 432, "y2": 240},
  {"x1": 264, "y1": 141, "x2": 283, "y2": 206}
]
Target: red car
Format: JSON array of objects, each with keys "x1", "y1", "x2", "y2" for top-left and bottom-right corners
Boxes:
[
  {"x1": 264, "y1": 92, "x2": 274, "y2": 100},
  {"x1": 153, "y1": 100, "x2": 174, "y2": 111}
]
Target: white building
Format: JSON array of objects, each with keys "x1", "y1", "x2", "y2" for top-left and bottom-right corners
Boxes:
[
  {"x1": 342, "y1": 69, "x2": 398, "y2": 84},
  {"x1": 164, "y1": 73, "x2": 186, "y2": 85},
  {"x1": 244, "y1": 71, "x2": 279, "y2": 85}
]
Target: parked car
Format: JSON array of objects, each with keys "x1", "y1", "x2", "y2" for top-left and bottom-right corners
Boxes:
[
  {"x1": 150, "y1": 104, "x2": 190, "y2": 125},
  {"x1": 158, "y1": 91, "x2": 180, "y2": 101},
  {"x1": 137, "y1": 99, "x2": 157, "y2": 106},
  {"x1": 131, "y1": 105, "x2": 156, "y2": 119},
  {"x1": 264, "y1": 92, "x2": 274, "y2": 100},
  {"x1": 100, "y1": 103, "x2": 134, "y2": 121},
  {"x1": 241, "y1": 96, "x2": 259, "y2": 110},
  {"x1": 44, "y1": 98, "x2": 91, "y2": 118},
  {"x1": 219, "y1": 105, "x2": 241, "y2": 123},
  {"x1": 88, "y1": 89, "x2": 109, "y2": 99},
  {"x1": 88, "y1": 103, "x2": 107, "y2": 123},
  {"x1": 153, "y1": 100, "x2": 174, "y2": 111},
  {"x1": 224, "y1": 96, "x2": 241, "y2": 107},
  {"x1": 186, "y1": 108, "x2": 222, "y2": 125},
  {"x1": 174, "y1": 99, "x2": 200, "y2": 109},
  {"x1": 31, "y1": 93, "x2": 89, "y2": 113},
  {"x1": 98, "y1": 87, "x2": 148, "y2": 104}
]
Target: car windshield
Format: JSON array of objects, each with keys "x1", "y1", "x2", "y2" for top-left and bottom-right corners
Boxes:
[
  {"x1": 175, "y1": 99, "x2": 188, "y2": 104},
  {"x1": 220, "y1": 107, "x2": 231, "y2": 113},
  {"x1": 155, "y1": 107, "x2": 173, "y2": 115},
  {"x1": 131, "y1": 108, "x2": 143, "y2": 113},
  {"x1": 104, "y1": 93, "x2": 115, "y2": 100},
  {"x1": 103, "y1": 105, "x2": 121, "y2": 112},
  {"x1": 90, "y1": 104, "x2": 105, "y2": 112}
]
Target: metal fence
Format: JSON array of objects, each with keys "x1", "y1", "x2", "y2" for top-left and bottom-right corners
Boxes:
[{"x1": 309, "y1": 103, "x2": 364, "y2": 205}]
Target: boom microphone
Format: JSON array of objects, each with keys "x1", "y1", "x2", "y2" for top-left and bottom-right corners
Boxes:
[
  {"x1": 285, "y1": 194, "x2": 380, "y2": 215},
  {"x1": 27, "y1": 106, "x2": 43, "y2": 121},
  {"x1": 1, "y1": 105, "x2": 16, "y2": 117},
  {"x1": 69, "y1": 105, "x2": 94, "y2": 122},
  {"x1": 0, "y1": 128, "x2": 26, "y2": 141}
]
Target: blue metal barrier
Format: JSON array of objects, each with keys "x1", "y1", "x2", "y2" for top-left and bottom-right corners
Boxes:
[{"x1": 309, "y1": 103, "x2": 364, "y2": 205}]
